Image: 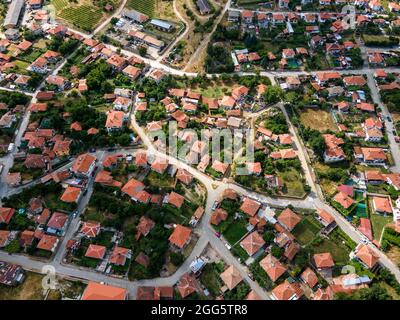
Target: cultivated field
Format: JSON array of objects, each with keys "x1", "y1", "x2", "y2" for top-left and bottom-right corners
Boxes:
[
  {"x1": 127, "y1": 0, "x2": 155, "y2": 17},
  {"x1": 50, "y1": 0, "x2": 121, "y2": 32}
]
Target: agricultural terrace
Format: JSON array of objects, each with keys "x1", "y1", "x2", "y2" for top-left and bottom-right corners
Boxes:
[
  {"x1": 50, "y1": 0, "x2": 121, "y2": 32},
  {"x1": 127, "y1": 0, "x2": 155, "y2": 17}
]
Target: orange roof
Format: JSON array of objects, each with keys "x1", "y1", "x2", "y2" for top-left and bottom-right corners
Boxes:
[
  {"x1": 177, "y1": 273, "x2": 197, "y2": 298},
  {"x1": 259, "y1": 254, "x2": 287, "y2": 282},
  {"x1": 60, "y1": 186, "x2": 81, "y2": 203},
  {"x1": 278, "y1": 208, "x2": 301, "y2": 231},
  {"x1": 0, "y1": 207, "x2": 15, "y2": 224},
  {"x1": 240, "y1": 231, "x2": 265, "y2": 256},
  {"x1": 80, "y1": 221, "x2": 100, "y2": 238},
  {"x1": 300, "y1": 267, "x2": 319, "y2": 288},
  {"x1": 122, "y1": 178, "x2": 144, "y2": 198},
  {"x1": 211, "y1": 160, "x2": 229, "y2": 174},
  {"x1": 169, "y1": 224, "x2": 192, "y2": 248},
  {"x1": 313, "y1": 252, "x2": 335, "y2": 269},
  {"x1": 210, "y1": 208, "x2": 228, "y2": 225},
  {"x1": 36, "y1": 234, "x2": 58, "y2": 252},
  {"x1": 109, "y1": 246, "x2": 130, "y2": 265},
  {"x1": 355, "y1": 244, "x2": 379, "y2": 268},
  {"x1": 168, "y1": 191, "x2": 184, "y2": 208},
  {"x1": 106, "y1": 110, "x2": 124, "y2": 128},
  {"x1": 85, "y1": 244, "x2": 106, "y2": 259},
  {"x1": 333, "y1": 191, "x2": 354, "y2": 209},
  {"x1": 343, "y1": 75, "x2": 367, "y2": 86},
  {"x1": 81, "y1": 282, "x2": 127, "y2": 300},
  {"x1": 95, "y1": 170, "x2": 122, "y2": 188},
  {"x1": 220, "y1": 265, "x2": 243, "y2": 290},
  {"x1": 151, "y1": 157, "x2": 168, "y2": 174},
  {"x1": 72, "y1": 153, "x2": 96, "y2": 175},
  {"x1": 372, "y1": 196, "x2": 393, "y2": 213},
  {"x1": 317, "y1": 208, "x2": 335, "y2": 224},
  {"x1": 272, "y1": 280, "x2": 304, "y2": 300},
  {"x1": 176, "y1": 168, "x2": 193, "y2": 185},
  {"x1": 240, "y1": 197, "x2": 261, "y2": 217},
  {"x1": 245, "y1": 290, "x2": 261, "y2": 300}
]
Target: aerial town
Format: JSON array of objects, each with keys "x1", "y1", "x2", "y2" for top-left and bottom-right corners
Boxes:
[{"x1": 0, "y1": 0, "x2": 400, "y2": 303}]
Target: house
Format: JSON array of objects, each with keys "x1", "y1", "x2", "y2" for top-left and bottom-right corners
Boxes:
[
  {"x1": 85, "y1": 244, "x2": 106, "y2": 260},
  {"x1": 113, "y1": 96, "x2": 132, "y2": 111},
  {"x1": 240, "y1": 197, "x2": 261, "y2": 217},
  {"x1": 81, "y1": 282, "x2": 128, "y2": 300},
  {"x1": 136, "y1": 286, "x2": 174, "y2": 300},
  {"x1": 313, "y1": 252, "x2": 335, "y2": 270},
  {"x1": 271, "y1": 281, "x2": 304, "y2": 300},
  {"x1": 323, "y1": 134, "x2": 345, "y2": 163},
  {"x1": 210, "y1": 208, "x2": 228, "y2": 225},
  {"x1": 80, "y1": 221, "x2": 101, "y2": 238},
  {"x1": 60, "y1": 186, "x2": 82, "y2": 203},
  {"x1": 0, "y1": 230, "x2": 11, "y2": 248},
  {"x1": 95, "y1": 170, "x2": 122, "y2": 188},
  {"x1": 4, "y1": 0, "x2": 24, "y2": 29},
  {"x1": 357, "y1": 147, "x2": 386, "y2": 164},
  {"x1": 46, "y1": 75, "x2": 68, "y2": 91},
  {"x1": 106, "y1": 111, "x2": 125, "y2": 132},
  {"x1": 30, "y1": 56, "x2": 48, "y2": 73},
  {"x1": 37, "y1": 234, "x2": 59, "y2": 252},
  {"x1": 277, "y1": 208, "x2": 301, "y2": 231},
  {"x1": 169, "y1": 224, "x2": 192, "y2": 249},
  {"x1": 272, "y1": 13, "x2": 286, "y2": 25},
  {"x1": 333, "y1": 191, "x2": 354, "y2": 209},
  {"x1": 177, "y1": 273, "x2": 198, "y2": 298},
  {"x1": 220, "y1": 265, "x2": 243, "y2": 290},
  {"x1": 122, "y1": 65, "x2": 141, "y2": 80},
  {"x1": 300, "y1": 267, "x2": 319, "y2": 288},
  {"x1": 259, "y1": 254, "x2": 287, "y2": 282},
  {"x1": 372, "y1": 196, "x2": 393, "y2": 214},
  {"x1": 176, "y1": 169, "x2": 193, "y2": 185},
  {"x1": 317, "y1": 209, "x2": 335, "y2": 227},
  {"x1": 0, "y1": 207, "x2": 15, "y2": 225},
  {"x1": 354, "y1": 244, "x2": 380, "y2": 269},
  {"x1": 46, "y1": 211, "x2": 69, "y2": 235},
  {"x1": 240, "y1": 231, "x2": 265, "y2": 256},
  {"x1": 121, "y1": 178, "x2": 149, "y2": 203},
  {"x1": 107, "y1": 54, "x2": 127, "y2": 71},
  {"x1": 343, "y1": 76, "x2": 367, "y2": 87},
  {"x1": 168, "y1": 191, "x2": 185, "y2": 208},
  {"x1": 389, "y1": 2, "x2": 400, "y2": 12},
  {"x1": 241, "y1": 10, "x2": 253, "y2": 24},
  {"x1": 211, "y1": 160, "x2": 229, "y2": 175},
  {"x1": 109, "y1": 247, "x2": 131, "y2": 266},
  {"x1": 71, "y1": 153, "x2": 96, "y2": 177}
]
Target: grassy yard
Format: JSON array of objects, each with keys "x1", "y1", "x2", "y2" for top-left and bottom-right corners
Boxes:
[
  {"x1": 278, "y1": 168, "x2": 306, "y2": 198},
  {"x1": 312, "y1": 239, "x2": 350, "y2": 264},
  {"x1": 223, "y1": 218, "x2": 248, "y2": 245},
  {"x1": 144, "y1": 171, "x2": 175, "y2": 189},
  {"x1": 300, "y1": 109, "x2": 338, "y2": 132},
  {"x1": 191, "y1": 81, "x2": 234, "y2": 99},
  {"x1": 292, "y1": 216, "x2": 321, "y2": 245},
  {"x1": 200, "y1": 262, "x2": 224, "y2": 296},
  {"x1": 370, "y1": 213, "x2": 392, "y2": 241}
]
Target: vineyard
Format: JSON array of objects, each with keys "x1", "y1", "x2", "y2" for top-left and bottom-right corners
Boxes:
[
  {"x1": 127, "y1": 0, "x2": 155, "y2": 17},
  {"x1": 51, "y1": 0, "x2": 106, "y2": 32}
]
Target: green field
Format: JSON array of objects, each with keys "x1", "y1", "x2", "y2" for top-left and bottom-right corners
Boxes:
[
  {"x1": 51, "y1": 0, "x2": 105, "y2": 32},
  {"x1": 312, "y1": 239, "x2": 350, "y2": 264},
  {"x1": 292, "y1": 216, "x2": 321, "y2": 245},
  {"x1": 127, "y1": 0, "x2": 155, "y2": 17}
]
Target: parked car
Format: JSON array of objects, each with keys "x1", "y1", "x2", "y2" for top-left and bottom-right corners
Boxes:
[{"x1": 215, "y1": 232, "x2": 221, "y2": 238}]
